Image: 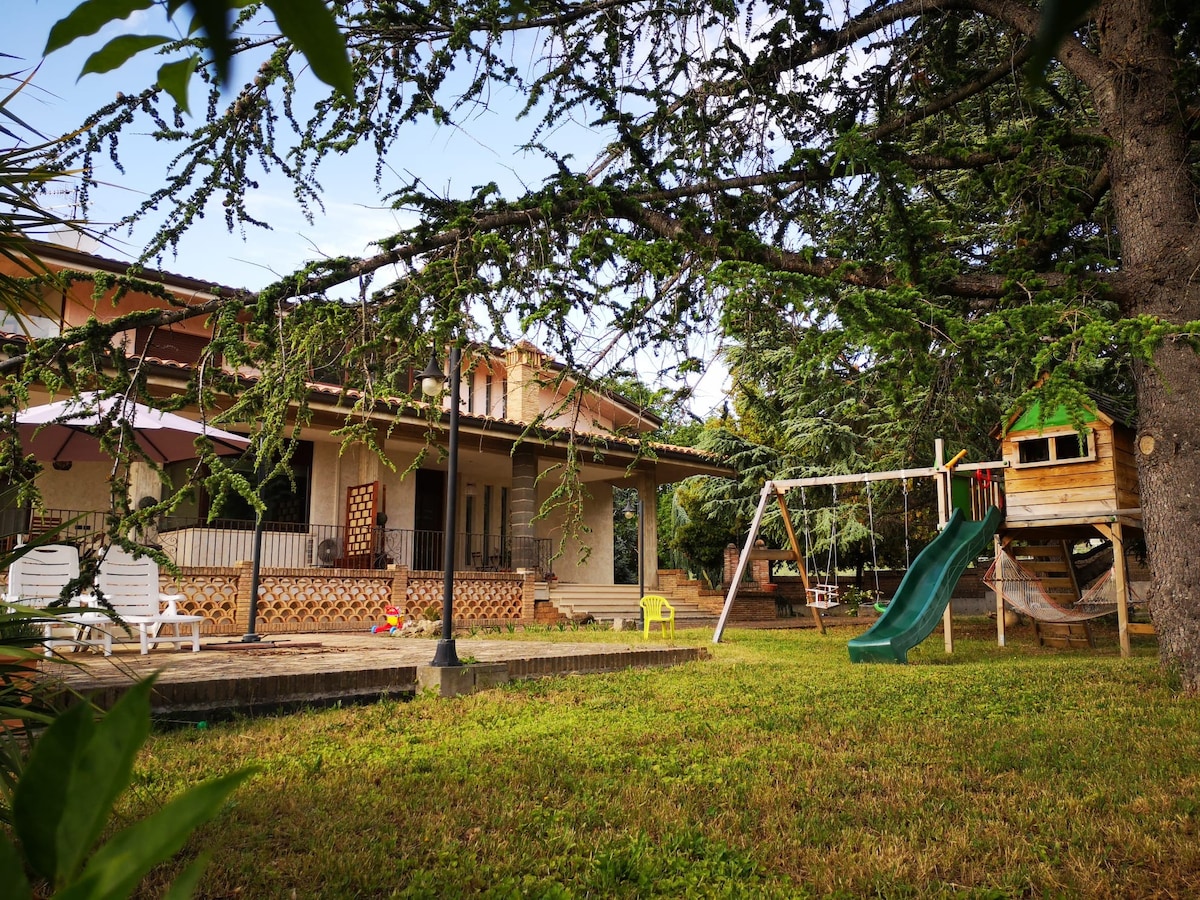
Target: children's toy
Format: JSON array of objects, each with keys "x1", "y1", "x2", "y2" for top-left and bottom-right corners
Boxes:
[{"x1": 370, "y1": 604, "x2": 403, "y2": 635}]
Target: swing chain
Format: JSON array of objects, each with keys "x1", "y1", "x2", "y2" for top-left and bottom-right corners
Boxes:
[{"x1": 865, "y1": 480, "x2": 882, "y2": 602}]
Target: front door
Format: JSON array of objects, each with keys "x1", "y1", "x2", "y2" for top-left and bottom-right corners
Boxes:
[{"x1": 414, "y1": 469, "x2": 445, "y2": 570}]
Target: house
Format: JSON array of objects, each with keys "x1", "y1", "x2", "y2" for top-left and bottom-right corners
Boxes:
[{"x1": 1, "y1": 241, "x2": 733, "y2": 633}]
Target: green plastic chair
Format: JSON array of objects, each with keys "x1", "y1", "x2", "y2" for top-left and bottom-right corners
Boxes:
[{"x1": 639, "y1": 594, "x2": 675, "y2": 639}]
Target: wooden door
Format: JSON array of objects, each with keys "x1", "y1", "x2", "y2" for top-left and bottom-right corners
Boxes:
[{"x1": 341, "y1": 481, "x2": 383, "y2": 568}]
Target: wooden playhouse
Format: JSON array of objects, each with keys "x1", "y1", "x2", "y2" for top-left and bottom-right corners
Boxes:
[{"x1": 991, "y1": 396, "x2": 1151, "y2": 655}]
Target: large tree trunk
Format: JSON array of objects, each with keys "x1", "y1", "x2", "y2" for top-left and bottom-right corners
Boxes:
[{"x1": 1096, "y1": 1, "x2": 1200, "y2": 688}]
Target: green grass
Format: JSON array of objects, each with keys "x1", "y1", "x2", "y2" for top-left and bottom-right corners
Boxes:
[{"x1": 122, "y1": 622, "x2": 1197, "y2": 898}]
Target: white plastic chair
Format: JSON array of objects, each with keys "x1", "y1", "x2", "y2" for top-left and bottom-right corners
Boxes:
[
  {"x1": 4, "y1": 544, "x2": 113, "y2": 656},
  {"x1": 96, "y1": 545, "x2": 203, "y2": 653}
]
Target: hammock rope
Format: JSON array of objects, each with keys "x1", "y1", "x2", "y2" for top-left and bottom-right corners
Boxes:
[{"x1": 983, "y1": 549, "x2": 1142, "y2": 623}]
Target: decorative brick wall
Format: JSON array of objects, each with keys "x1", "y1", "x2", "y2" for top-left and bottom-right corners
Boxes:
[
  {"x1": 161, "y1": 567, "x2": 239, "y2": 632},
  {"x1": 158, "y1": 565, "x2": 535, "y2": 635},
  {"x1": 404, "y1": 570, "x2": 530, "y2": 622}
]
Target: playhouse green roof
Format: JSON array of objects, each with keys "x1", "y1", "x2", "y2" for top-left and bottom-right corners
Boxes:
[{"x1": 1009, "y1": 399, "x2": 1099, "y2": 433}]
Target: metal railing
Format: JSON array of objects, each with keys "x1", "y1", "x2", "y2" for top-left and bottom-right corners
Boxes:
[{"x1": 1, "y1": 508, "x2": 552, "y2": 574}]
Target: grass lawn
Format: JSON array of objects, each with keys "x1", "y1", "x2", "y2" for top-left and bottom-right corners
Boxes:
[{"x1": 126, "y1": 620, "x2": 1198, "y2": 899}]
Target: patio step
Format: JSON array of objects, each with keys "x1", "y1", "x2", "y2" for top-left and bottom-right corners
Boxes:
[{"x1": 547, "y1": 583, "x2": 715, "y2": 625}]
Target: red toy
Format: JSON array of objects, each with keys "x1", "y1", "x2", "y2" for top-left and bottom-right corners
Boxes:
[{"x1": 371, "y1": 604, "x2": 403, "y2": 634}]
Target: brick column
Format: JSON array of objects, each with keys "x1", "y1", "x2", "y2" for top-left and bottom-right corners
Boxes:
[
  {"x1": 504, "y1": 342, "x2": 547, "y2": 424},
  {"x1": 520, "y1": 570, "x2": 537, "y2": 620},
  {"x1": 390, "y1": 565, "x2": 410, "y2": 617},
  {"x1": 751, "y1": 541, "x2": 770, "y2": 585},
  {"x1": 233, "y1": 560, "x2": 254, "y2": 633},
  {"x1": 511, "y1": 445, "x2": 538, "y2": 569},
  {"x1": 723, "y1": 543, "x2": 739, "y2": 588}
]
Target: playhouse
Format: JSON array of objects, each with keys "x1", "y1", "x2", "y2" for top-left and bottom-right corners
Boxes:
[{"x1": 988, "y1": 396, "x2": 1149, "y2": 655}]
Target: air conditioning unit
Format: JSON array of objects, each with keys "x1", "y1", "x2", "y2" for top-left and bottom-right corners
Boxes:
[{"x1": 312, "y1": 537, "x2": 339, "y2": 567}]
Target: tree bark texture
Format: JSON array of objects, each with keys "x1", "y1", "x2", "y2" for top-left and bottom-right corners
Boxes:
[{"x1": 1092, "y1": 0, "x2": 1200, "y2": 687}]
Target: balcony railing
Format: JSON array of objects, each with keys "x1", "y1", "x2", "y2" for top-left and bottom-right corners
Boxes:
[{"x1": 1, "y1": 509, "x2": 552, "y2": 574}]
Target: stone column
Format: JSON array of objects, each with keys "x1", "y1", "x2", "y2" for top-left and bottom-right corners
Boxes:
[
  {"x1": 637, "y1": 471, "x2": 660, "y2": 590},
  {"x1": 128, "y1": 461, "x2": 162, "y2": 544},
  {"x1": 510, "y1": 445, "x2": 538, "y2": 569},
  {"x1": 128, "y1": 461, "x2": 161, "y2": 507}
]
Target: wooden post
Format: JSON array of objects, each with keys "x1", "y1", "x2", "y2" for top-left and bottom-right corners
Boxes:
[
  {"x1": 1096, "y1": 522, "x2": 1133, "y2": 658},
  {"x1": 774, "y1": 487, "x2": 823, "y2": 632},
  {"x1": 994, "y1": 535, "x2": 1006, "y2": 647},
  {"x1": 935, "y1": 440, "x2": 954, "y2": 653},
  {"x1": 935, "y1": 439, "x2": 948, "y2": 527}
]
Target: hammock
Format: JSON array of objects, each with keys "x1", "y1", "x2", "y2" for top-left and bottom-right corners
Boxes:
[{"x1": 982, "y1": 549, "x2": 1142, "y2": 623}]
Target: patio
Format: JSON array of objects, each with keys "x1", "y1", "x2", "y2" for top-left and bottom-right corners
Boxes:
[{"x1": 43, "y1": 630, "x2": 708, "y2": 721}]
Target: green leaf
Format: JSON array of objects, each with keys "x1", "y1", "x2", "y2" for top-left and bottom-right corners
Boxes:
[
  {"x1": 66, "y1": 768, "x2": 254, "y2": 900},
  {"x1": 263, "y1": 0, "x2": 353, "y2": 95},
  {"x1": 185, "y1": 0, "x2": 237, "y2": 85},
  {"x1": 162, "y1": 851, "x2": 211, "y2": 900},
  {"x1": 45, "y1": 0, "x2": 156, "y2": 54},
  {"x1": 80, "y1": 35, "x2": 172, "y2": 77},
  {"x1": 11, "y1": 699, "x2": 95, "y2": 882},
  {"x1": 0, "y1": 833, "x2": 33, "y2": 900},
  {"x1": 157, "y1": 56, "x2": 202, "y2": 114},
  {"x1": 53, "y1": 678, "x2": 155, "y2": 882}
]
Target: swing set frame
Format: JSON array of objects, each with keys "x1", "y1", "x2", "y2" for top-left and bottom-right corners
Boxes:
[{"x1": 713, "y1": 441, "x2": 1006, "y2": 643}]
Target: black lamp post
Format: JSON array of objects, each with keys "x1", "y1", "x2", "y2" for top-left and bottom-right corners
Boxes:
[
  {"x1": 624, "y1": 496, "x2": 645, "y2": 631},
  {"x1": 420, "y1": 345, "x2": 462, "y2": 667},
  {"x1": 241, "y1": 457, "x2": 268, "y2": 643}
]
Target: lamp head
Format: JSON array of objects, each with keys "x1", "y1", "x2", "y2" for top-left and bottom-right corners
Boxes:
[{"x1": 418, "y1": 353, "x2": 446, "y2": 397}]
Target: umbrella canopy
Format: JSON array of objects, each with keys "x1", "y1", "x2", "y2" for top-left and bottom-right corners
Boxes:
[{"x1": 15, "y1": 391, "x2": 250, "y2": 463}]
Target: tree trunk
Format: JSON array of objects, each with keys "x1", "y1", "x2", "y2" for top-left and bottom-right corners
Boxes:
[{"x1": 1095, "y1": 1, "x2": 1200, "y2": 688}]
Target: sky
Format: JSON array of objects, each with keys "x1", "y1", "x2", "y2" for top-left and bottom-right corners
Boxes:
[{"x1": 8, "y1": 2, "x2": 733, "y2": 419}]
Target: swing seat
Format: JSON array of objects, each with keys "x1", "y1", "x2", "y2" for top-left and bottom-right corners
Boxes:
[{"x1": 805, "y1": 584, "x2": 840, "y2": 609}]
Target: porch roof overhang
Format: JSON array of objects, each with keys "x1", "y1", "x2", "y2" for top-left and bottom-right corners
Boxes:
[
  {"x1": 298, "y1": 381, "x2": 734, "y2": 483},
  {"x1": 11, "y1": 348, "x2": 732, "y2": 484}
]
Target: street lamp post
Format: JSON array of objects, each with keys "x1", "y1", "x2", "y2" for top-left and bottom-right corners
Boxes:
[
  {"x1": 241, "y1": 457, "x2": 268, "y2": 643},
  {"x1": 420, "y1": 345, "x2": 462, "y2": 668}
]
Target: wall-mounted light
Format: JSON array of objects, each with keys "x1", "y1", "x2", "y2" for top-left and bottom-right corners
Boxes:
[
  {"x1": 52, "y1": 460, "x2": 73, "y2": 471},
  {"x1": 465, "y1": 481, "x2": 478, "y2": 497}
]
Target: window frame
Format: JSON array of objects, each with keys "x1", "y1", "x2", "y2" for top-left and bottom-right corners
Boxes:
[{"x1": 1012, "y1": 428, "x2": 1096, "y2": 469}]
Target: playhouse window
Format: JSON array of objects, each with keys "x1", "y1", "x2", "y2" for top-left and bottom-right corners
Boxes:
[{"x1": 1015, "y1": 431, "x2": 1092, "y2": 467}]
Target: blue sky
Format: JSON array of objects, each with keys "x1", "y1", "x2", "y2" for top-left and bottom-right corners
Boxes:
[
  {"x1": 10, "y1": 2, "x2": 574, "y2": 289},
  {"x1": 9, "y1": 1, "x2": 731, "y2": 415}
]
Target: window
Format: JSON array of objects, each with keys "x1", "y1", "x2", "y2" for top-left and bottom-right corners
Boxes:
[
  {"x1": 1014, "y1": 431, "x2": 1093, "y2": 467},
  {"x1": 485, "y1": 371, "x2": 494, "y2": 416},
  {"x1": 179, "y1": 441, "x2": 312, "y2": 526},
  {"x1": 0, "y1": 287, "x2": 62, "y2": 338},
  {"x1": 134, "y1": 326, "x2": 216, "y2": 367}
]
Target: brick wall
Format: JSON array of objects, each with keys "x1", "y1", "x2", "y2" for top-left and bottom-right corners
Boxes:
[{"x1": 162, "y1": 565, "x2": 537, "y2": 635}]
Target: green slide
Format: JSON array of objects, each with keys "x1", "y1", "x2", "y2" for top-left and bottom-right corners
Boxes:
[{"x1": 848, "y1": 506, "x2": 1002, "y2": 663}]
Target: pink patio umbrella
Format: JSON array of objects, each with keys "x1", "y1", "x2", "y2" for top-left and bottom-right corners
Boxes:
[{"x1": 14, "y1": 391, "x2": 249, "y2": 463}]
